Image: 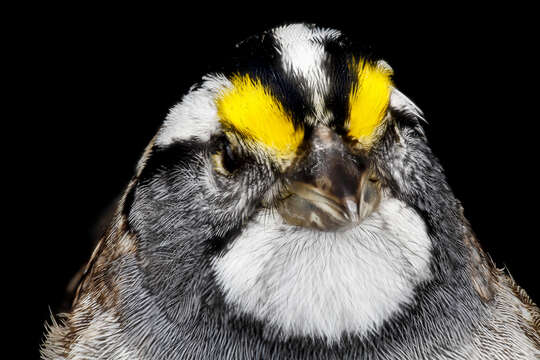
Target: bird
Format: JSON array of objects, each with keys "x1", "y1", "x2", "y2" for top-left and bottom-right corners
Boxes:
[{"x1": 41, "y1": 23, "x2": 540, "y2": 359}]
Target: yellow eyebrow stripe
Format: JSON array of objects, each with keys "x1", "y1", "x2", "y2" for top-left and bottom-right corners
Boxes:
[
  {"x1": 348, "y1": 60, "x2": 393, "y2": 144},
  {"x1": 216, "y1": 74, "x2": 303, "y2": 158}
]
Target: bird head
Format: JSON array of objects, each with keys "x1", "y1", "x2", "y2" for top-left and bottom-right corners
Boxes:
[{"x1": 122, "y1": 24, "x2": 466, "y2": 343}]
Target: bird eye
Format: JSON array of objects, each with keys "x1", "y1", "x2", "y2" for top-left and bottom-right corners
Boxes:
[
  {"x1": 222, "y1": 142, "x2": 241, "y2": 173},
  {"x1": 212, "y1": 138, "x2": 242, "y2": 176}
]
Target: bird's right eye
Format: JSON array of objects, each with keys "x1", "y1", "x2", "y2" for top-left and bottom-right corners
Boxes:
[
  {"x1": 222, "y1": 141, "x2": 241, "y2": 173},
  {"x1": 212, "y1": 138, "x2": 242, "y2": 176}
]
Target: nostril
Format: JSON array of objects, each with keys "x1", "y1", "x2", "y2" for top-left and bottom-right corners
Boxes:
[{"x1": 314, "y1": 176, "x2": 332, "y2": 192}]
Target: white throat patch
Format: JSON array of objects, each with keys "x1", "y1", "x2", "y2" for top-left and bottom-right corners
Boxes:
[{"x1": 212, "y1": 198, "x2": 432, "y2": 343}]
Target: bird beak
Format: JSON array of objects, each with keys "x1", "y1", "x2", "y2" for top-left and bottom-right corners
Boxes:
[{"x1": 277, "y1": 127, "x2": 381, "y2": 231}]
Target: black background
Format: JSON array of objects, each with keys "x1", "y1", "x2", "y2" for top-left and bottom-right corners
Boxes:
[{"x1": 13, "y1": 7, "x2": 538, "y2": 359}]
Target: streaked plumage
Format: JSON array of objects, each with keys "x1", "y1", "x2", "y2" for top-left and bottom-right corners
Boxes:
[{"x1": 42, "y1": 23, "x2": 540, "y2": 359}]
